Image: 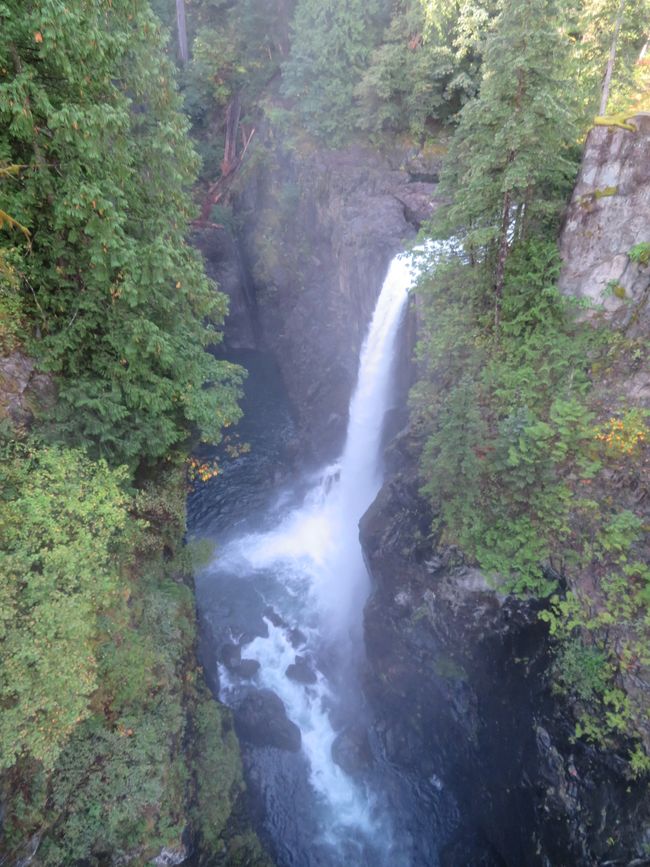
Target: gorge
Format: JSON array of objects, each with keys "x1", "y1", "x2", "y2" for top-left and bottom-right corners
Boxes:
[
  {"x1": 1, "y1": 2, "x2": 649, "y2": 866},
  {"x1": 190, "y1": 252, "x2": 452, "y2": 866},
  {"x1": 188, "y1": 114, "x2": 650, "y2": 865}
]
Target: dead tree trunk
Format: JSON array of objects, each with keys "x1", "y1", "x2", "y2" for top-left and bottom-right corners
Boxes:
[
  {"x1": 176, "y1": 0, "x2": 188, "y2": 66},
  {"x1": 195, "y1": 95, "x2": 254, "y2": 227},
  {"x1": 599, "y1": 0, "x2": 625, "y2": 116}
]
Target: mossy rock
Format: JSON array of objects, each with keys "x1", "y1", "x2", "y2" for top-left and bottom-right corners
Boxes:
[{"x1": 593, "y1": 186, "x2": 618, "y2": 199}]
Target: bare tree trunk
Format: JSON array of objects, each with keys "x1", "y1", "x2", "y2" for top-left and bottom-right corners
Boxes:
[
  {"x1": 176, "y1": 0, "x2": 188, "y2": 66},
  {"x1": 222, "y1": 94, "x2": 242, "y2": 174},
  {"x1": 599, "y1": 0, "x2": 625, "y2": 116},
  {"x1": 196, "y1": 95, "x2": 254, "y2": 226}
]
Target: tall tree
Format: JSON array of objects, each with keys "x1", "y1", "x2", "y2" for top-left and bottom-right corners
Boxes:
[
  {"x1": 437, "y1": 0, "x2": 577, "y2": 326},
  {"x1": 356, "y1": 0, "x2": 477, "y2": 137},
  {"x1": 281, "y1": 0, "x2": 386, "y2": 141},
  {"x1": 0, "y1": 0, "x2": 242, "y2": 465},
  {"x1": 573, "y1": 0, "x2": 650, "y2": 117},
  {"x1": 599, "y1": 0, "x2": 626, "y2": 113}
]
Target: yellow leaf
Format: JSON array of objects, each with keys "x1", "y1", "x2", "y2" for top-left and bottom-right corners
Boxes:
[{"x1": 0, "y1": 164, "x2": 26, "y2": 178}]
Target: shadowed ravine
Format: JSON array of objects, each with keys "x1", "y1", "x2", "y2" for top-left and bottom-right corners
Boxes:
[{"x1": 189, "y1": 253, "x2": 458, "y2": 865}]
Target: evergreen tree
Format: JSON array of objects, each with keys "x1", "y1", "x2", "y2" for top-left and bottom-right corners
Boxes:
[
  {"x1": 356, "y1": 0, "x2": 468, "y2": 137},
  {"x1": 0, "y1": 0, "x2": 242, "y2": 466},
  {"x1": 184, "y1": 0, "x2": 293, "y2": 141},
  {"x1": 281, "y1": 0, "x2": 387, "y2": 141},
  {"x1": 572, "y1": 0, "x2": 650, "y2": 116},
  {"x1": 437, "y1": 0, "x2": 577, "y2": 325},
  {"x1": 0, "y1": 444, "x2": 132, "y2": 769}
]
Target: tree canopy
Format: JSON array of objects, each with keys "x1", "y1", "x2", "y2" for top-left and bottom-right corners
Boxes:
[
  {"x1": 0, "y1": 445, "x2": 132, "y2": 769},
  {"x1": 0, "y1": 0, "x2": 242, "y2": 466}
]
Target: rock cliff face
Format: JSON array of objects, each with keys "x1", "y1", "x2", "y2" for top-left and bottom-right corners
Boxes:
[
  {"x1": 194, "y1": 228, "x2": 260, "y2": 351},
  {"x1": 560, "y1": 113, "x2": 650, "y2": 337},
  {"x1": 0, "y1": 350, "x2": 53, "y2": 427},
  {"x1": 203, "y1": 140, "x2": 440, "y2": 461},
  {"x1": 360, "y1": 432, "x2": 650, "y2": 866}
]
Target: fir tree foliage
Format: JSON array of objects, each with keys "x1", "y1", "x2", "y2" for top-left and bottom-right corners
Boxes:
[
  {"x1": 0, "y1": 0, "x2": 242, "y2": 466},
  {"x1": 356, "y1": 0, "x2": 466, "y2": 137},
  {"x1": 281, "y1": 0, "x2": 387, "y2": 141},
  {"x1": 437, "y1": 0, "x2": 577, "y2": 316},
  {"x1": 0, "y1": 443, "x2": 133, "y2": 770},
  {"x1": 420, "y1": 0, "x2": 500, "y2": 61},
  {"x1": 355, "y1": 0, "x2": 502, "y2": 138}
]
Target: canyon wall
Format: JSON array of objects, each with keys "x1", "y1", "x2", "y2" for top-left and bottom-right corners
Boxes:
[
  {"x1": 360, "y1": 431, "x2": 648, "y2": 866},
  {"x1": 199, "y1": 140, "x2": 440, "y2": 461}
]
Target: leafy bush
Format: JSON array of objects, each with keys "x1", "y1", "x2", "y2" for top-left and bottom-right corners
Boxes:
[
  {"x1": 0, "y1": 442, "x2": 133, "y2": 769},
  {"x1": 191, "y1": 697, "x2": 244, "y2": 850},
  {"x1": 36, "y1": 710, "x2": 186, "y2": 865},
  {"x1": 628, "y1": 242, "x2": 650, "y2": 266},
  {"x1": 553, "y1": 639, "x2": 610, "y2": 703}
]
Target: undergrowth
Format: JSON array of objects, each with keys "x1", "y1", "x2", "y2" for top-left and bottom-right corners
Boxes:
[{"x1": 415, "y1": 238, "x2": 650, "y2": 771}]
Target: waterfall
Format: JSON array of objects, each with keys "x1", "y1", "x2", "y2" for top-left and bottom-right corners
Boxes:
[
  {"x1": 310, "y1": 252, "x2": 417, "y2": 639},
  {"x1": 199, "y1": 250, "x2": 420, "y2": 865}
]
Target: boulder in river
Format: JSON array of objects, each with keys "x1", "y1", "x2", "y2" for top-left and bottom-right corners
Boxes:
[
  {"x1": 238, "y1": 658, "x2": 261, "y2": 679},
  {"x1": 285, "y1": 655, "x2": 317, "y2": 685},
  {"x1": 331, "y1": 725, "x2": 373, "y2": 775},
  {"x1": 235, "y1": 689, "x2": 301, "y2": 752},
  {"x1": 219, "y1": 644, "x2": 260, "y2": 679},
  {"x1": 219, "y1": 642, "x2": 241, "y2": 671},
  {"x1": 288, "y1": 627, "x2": 307, "y2": 648}
]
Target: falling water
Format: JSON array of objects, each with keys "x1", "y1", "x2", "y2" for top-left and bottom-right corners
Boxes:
[{"x1": 194, "y1": 251, "x2": 449, "y2": 865}]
